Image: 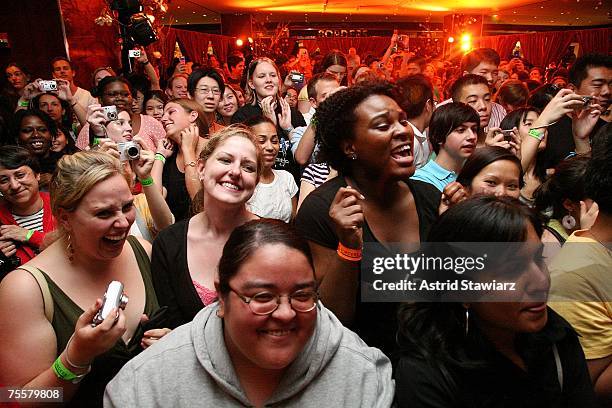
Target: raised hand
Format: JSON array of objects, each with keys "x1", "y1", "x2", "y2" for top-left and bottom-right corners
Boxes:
[
  {"x1": 86, "y1": 104, "x2": 108, "y2": 137},
  {"x1": 66, "y1": 298, "x2": 127, "y2": 368},
  {"x1": 329, "y1": 186, "x2": 365, "y2": 250},
  {"x1": 260, "y1": 96, "x2": 278, "y2": 126},
  {"x1": 439, "y1": 181, "x2": 468, "y2": 215},
  {"x1": 278, "y1": 97, "x2": 292, "y2": 130}
]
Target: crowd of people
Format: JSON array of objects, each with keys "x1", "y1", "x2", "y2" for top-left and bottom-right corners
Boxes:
[{"x1": 0, "y1": 31, "x2": 610, "y2": 407}]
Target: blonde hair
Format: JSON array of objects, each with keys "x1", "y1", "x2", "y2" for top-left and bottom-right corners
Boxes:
[
  {"x1": 191, "y1": 125, "x2": 263, "y2": 214},
  {"x1": 244, "y1": 57, "x2": 282, "y2": 105},
  {"x1": 166, "y1": 98, "x2": 210, "y2": 138},
  {"x1": 50, "y1": 151, "x2": 124, "y2": 236}
]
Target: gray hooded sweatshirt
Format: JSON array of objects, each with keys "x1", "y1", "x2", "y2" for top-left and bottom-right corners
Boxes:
[{"x1": 104, "y1": 302, "x2": 394, "y2": 407}]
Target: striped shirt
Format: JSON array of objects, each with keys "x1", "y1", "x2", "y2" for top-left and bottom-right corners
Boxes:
[
  {"x1": 12, "y1": 208, "x2": 44, "y2": 232},
  {"x1": 301, "y1": 163, "x2": 330, "y2": 189}
]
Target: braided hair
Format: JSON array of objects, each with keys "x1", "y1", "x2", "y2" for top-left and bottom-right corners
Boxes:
[{"x1": 315, "y1": 80, "x2": 395, "y2": 174}]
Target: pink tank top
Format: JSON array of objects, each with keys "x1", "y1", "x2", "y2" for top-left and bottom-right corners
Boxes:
[{"x1": 192, "y1": 279, "x2": 218, "y2": 306}]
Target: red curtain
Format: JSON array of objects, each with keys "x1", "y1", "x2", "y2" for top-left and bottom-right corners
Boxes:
[
  {"x1": 150, "y1": 28, "x2": 234, "y2": 66},
  {"x1": 479, "y1": 28, "x2": 611, "y2": 67}
]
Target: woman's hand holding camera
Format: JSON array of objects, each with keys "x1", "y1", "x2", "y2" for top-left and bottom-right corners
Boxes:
[
  {"x1": 532, "y1": 89, "x2": 584, "y2": 129},
  {"x1": 86, "y1": 104, "x2": 108, "y2": 137},
  {"x1": 67, "y1": 298, "x2": 127, "y2": 368},
  {"x1": 131, "y1": 137, "x2": 154, "y2": 180},
  {"x1": 20, "y1": 79, "x2": 44, "y2": 102},
  {"x1": 330, "y1": 186, "x2": 365, "y2": 251}
]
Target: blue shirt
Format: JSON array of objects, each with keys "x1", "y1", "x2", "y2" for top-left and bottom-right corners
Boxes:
[{"x1": 410, "y1": 160, "x2": 456, "y2": 192}]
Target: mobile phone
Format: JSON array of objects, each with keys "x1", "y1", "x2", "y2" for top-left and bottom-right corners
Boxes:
[
  {"x1": 129, "y1": 49, "x2": 141, "y2": 58},
  {"x1": 179, "y1": 56, "x2": 186, "y2": 64}
]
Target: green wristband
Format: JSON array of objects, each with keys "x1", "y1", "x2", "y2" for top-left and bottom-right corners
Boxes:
[
  {"x1": 52, "y1": 355, "x2": 90, "y2": 384},
  {"x1": 140, "y1": 176, "x2": 154, "y2": 186},
  {"x1": 528, "y1": 128, "x2": 544, "y2": 141},
  {"x1": 154, "y1": 153, "x2": 166, "y2": 164},
  {"x1": 92, "y1": 137, "x2": 101, "y2": 146},
  {"x1": 25, "y1": 229, "x2": 34, "y2": 241},
  {"x1": 52, "y1": 356, "x2": 78, "y2": 382}
]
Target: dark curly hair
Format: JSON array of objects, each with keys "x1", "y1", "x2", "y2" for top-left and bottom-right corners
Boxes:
[{"x1": 315, "y1": 80, "x2": 395, "y2": 173}]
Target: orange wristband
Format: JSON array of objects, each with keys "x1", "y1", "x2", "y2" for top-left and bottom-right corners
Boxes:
[{"x1": 337, "y1": 242, "x2": 362, "y2": 261}]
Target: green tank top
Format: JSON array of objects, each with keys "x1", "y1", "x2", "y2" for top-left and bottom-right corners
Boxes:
[{"x1": 40, "y1": 236, "x2": 159, "y2": 407}]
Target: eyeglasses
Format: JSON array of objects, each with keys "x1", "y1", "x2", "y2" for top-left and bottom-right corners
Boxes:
[
  {"x1": 196, "y1": 87, "x2": 221, "y2": 96},
  {"x1": 230, "y1": 287, "x2": 319, "y2": 315}
]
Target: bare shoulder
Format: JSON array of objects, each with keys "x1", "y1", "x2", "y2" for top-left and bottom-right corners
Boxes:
[
  {"x1": 0, "y1": 267, "x2": 47, "y2": 311},
  {"x1": 0, "y1": 267, "x2": 57, "y2": 385},
  {"x1": 132, "y1": 236, "x2": 153, "y2": 258}
]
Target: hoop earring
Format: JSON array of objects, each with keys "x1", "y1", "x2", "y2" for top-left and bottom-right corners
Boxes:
[
  {"x1": 66, "y1": 233, "x2": 74, "y2": 262},
  {"x1": 464, "y1": 308, "x2": 470, "y2": 336},
  {"x1": 561, "y1": 214, "x2": 576, "y2": 230}
]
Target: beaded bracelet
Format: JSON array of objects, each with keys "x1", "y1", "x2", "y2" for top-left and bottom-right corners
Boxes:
[{"x1": 337, "y1": 242, "x2": 362, "y2": 262}]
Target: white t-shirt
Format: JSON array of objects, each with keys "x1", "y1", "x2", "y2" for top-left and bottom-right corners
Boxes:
[{"x1": 247, "y1": 169, "x2": 298, "y2": 223}]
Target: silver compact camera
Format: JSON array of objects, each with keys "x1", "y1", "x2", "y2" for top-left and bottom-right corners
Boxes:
[
  {"x1": 39, "y1": 80, "x2": 57, "y2": 92},
  {"x1": 102, "y1": 105, "x2": 118, "y2": 121},
  {"x1": 92, "y1": 281, "x2": 128, "y2": 326},
  {"x1": 117, "y1": 141, "x2": 140, "y2": 161},
  {"x1": 128, "y1": 49, "x2": 141, "y2": 58}
]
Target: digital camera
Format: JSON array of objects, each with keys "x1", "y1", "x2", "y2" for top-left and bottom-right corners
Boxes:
[
  {"x1": 39, "y1": 80, "x2": 57, "y2": 92},
  {"x1": 128, "y1": 49, "x2": 141, "y2": 58},
  {"x1": 581, "y1": 96, "x2": 593, "y2": 109},
  {"x1": 92, "y1": 281, "x2": 128, "y2": 326},
  {"x1": 290, "y1": 72, "x2": 304, "y2": 83},
  {"x1": 102, "y1": 105, "x2": 118, "y2": 121},
  {"x1": 117, "y1": 141, "x2": 140, "y2": 161}
]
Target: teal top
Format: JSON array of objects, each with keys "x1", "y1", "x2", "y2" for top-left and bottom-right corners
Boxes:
[{"x1": 410, "y1": 159, "x2": 457, "y2": 192}]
